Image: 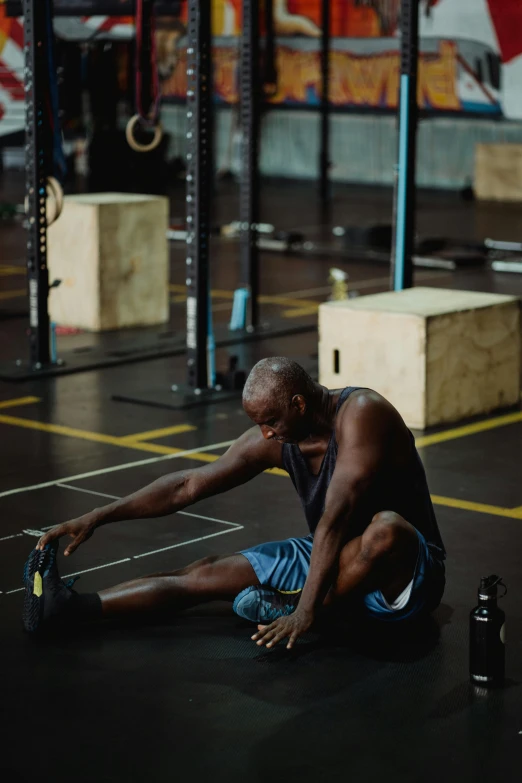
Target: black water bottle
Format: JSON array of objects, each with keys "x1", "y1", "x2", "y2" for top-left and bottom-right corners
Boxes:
[{"x1": 470, "y1": 575, "x2": 507, "y2": 686}]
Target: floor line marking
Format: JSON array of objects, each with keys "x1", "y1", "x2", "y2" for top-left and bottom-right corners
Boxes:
[
  {"x1": 0, "y1": 289, "x2": 26, "y2": 301},
  {"x1": 112, "y1": 440, "x2": 221, "y2": 460},
  {"x1": 430, "y1": 495, "x2": 522, "y2": 520},
  {"x1": 132, "y1": 526, "x2": 243, "y2": 559},
  {"x1": 283, "y1": 305, "x2": 318, "y2": 318},
  {"x1": 57, "y1": 484, "x2": 243, "y2": 528},
  {"x1": 415, "y1": 411, "x2": 522, "y2": 448},
  {"x1": 2, "y1": 392, "x2": 519, "y2": 470},
  {"x1": 120, "y1": 424, "x2": 196, "y2": 442},
  {"x1": 265, "y1": 467, "x2": 290, "y2": 477},
  {"x1": 57, "y1": 483, "x2": 121, "y2": 501},
  {"x1": 0, "y1": 413, "x2": 136, "y2": 447},
  {"x1": 50, "y1": 490, "x2": 522, "y2": 523},
  {"x1": 0, "y1": 533, "x2": 24, "y2": 542},
  {"x1": 1, "y1": 408, "x2": 522, "y2": 519},
  {"x1": 281, "y1": 271, "x2": 451, "y2": 299},
  {"x1": 177, "y1": 510, "x2": 242, "y2": 529},
  {"x1": 0, "y1": 412, "x2": 225, "y2": 463},
  {"x1": 0, "y1": 440, "x2": 235, "y2": 499},
  {"x1": 0, "y1": 264, "x2": 25, "y2": 276},
  {"x1": 0, "y1": 396, "x2": 40, "y2": 410},
  {"x1": 169, "y1": 284, "x2": 320, "y2": 310}
]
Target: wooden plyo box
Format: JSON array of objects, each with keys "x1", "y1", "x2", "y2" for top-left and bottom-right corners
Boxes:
[
  {"x1": 475, "y1": 143, "x2": 522, "y2": 202},
  {"x1": 48, "y1": 193, "x2": 169, "y2": 331},
  {"x1": 318, "y1": 287, "x2": 521, "y2": 430}
]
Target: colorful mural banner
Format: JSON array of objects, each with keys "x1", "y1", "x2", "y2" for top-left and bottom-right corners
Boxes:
[{"x1": 163, "y1": 39, "x2": 500, "y2": 115}]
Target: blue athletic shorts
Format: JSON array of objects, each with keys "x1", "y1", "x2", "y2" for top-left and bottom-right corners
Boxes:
[{"x1": 239, "y1": 528, "x2": 445, "y2": 623}]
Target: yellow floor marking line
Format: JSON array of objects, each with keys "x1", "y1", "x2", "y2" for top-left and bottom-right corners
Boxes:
[
  {"x1": 121, "y1": 440, "x2": 221, "y2": 462},
  {"x1": 415, "y1": 411, "x2": 522, "y2": 448},
  {"x1": 0, "y1": 265, "x2": 25, "y2": 277},
  {"x1": 120, "y1": 424, "x2": 196, "y2": 442},
  {"x1": 265, "y1": 467, "x2": 290, "y2": 477},
  {"x1": 282, "y1": 305, "x2": 319, "y2": 318},
  {"x1": 0, "y1": 413, "x2": 221, "y2": 464},
  {"x1": 257, "y1": 293, "x2": 321, "y2": 309},
  {"x1": 0, "y1": 288, "x2": 26, "y2": 301},
  {"x1": 1, "y1": 412, "x2": 522, "y2": 520},
  {"x1": 169, "y1": 284, "x2": 320, "y2": 311},
  {"x1": 430, "y1": 495, "x2": 522, "y2": 520},
  {"x1": 0, "y1": 396, "x2": 40, "y2": 410},
  {"x1": 0, "y1": 414, "x2": 133, "y2": 446},
  {"x1": 0, "y1": 266, "x2": 23, "y2": 274},
  {"x1": 266, "y1": 475, "x2": 522, "y2": 520}
]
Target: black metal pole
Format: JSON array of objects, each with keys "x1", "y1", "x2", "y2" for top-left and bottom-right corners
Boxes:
[
  {"x1": 319, "y1": 0, "x2": 331, "y2": 206},
  {"x1": 263, "y1": 0, "x2": 277, "y2": 93},
  {"x1": 392, "y1": 0, "x2": 418, "y2": 291},
  {"x1": 23, "y1": 0, "x2": 52, "y2": 369},
  {"x1": 239, "y1": 0, "x2": 260, "y2": 330},
  {"x1": 138, "y1": 0, "x2": 155, "y2": 119},
  {"x1": 185, "y1": 0, "x2": 212, "y2": 389}
]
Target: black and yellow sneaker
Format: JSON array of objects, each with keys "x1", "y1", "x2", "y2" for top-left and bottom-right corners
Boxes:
[{"x1": 22, "y1": 542, "x2": 78, "y2": 634}]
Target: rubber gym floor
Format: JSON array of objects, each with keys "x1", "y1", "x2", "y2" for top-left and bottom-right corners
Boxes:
[{"x1": 1, "y1": 174, "x2": 522, "y2": 783}]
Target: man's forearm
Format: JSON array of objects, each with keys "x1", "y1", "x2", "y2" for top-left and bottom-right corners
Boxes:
[
  {"x1": 93, "y1": 471, "x2": 194, "y2": 527},
  {"x1": 297, "y1": 524, "x2": 345, "y2": 614}
]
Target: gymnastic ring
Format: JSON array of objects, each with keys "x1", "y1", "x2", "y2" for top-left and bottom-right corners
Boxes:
[
  {"x1": 46, "y1": 176, "x2": 64, "y2": 225},
  {"x1": 126, "y1": 114, "x2": 163, "y2": 153},
  {"x1": 23, "y1": 176, "x2": 65, "y2": 227}
]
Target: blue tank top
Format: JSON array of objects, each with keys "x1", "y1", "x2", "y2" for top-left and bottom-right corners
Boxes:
[{"x1": 281, "y1": 387, "x2": 446, "y2": 559}]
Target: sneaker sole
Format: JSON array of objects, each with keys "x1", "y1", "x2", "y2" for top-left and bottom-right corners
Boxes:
[{"x1": 22, "y1": 544, "x2": 55, "y2": 633}]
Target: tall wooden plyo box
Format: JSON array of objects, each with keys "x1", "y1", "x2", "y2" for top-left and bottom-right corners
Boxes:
[
  {"x1": 319, "y1": 288, "x2": 521, "y2": 430},
  {"x1": 48, "y1": 193, "x2": 169, "y2": 331}
]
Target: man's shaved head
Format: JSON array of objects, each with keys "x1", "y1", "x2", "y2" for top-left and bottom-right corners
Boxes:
[{"x1": 242, "y1": 357, "x2": 315, "y2": 411}]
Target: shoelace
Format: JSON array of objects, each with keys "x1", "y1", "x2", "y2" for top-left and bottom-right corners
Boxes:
[{"x1": 263, "y1": 601, "x2": 297, "y2": 623}]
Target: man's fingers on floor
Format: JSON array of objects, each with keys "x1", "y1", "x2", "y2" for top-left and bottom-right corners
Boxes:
[
  {"x1": 266, "y1": 632, "x2": 287, "y2": 648},
  {"x1": 287, "y1": 634, "x2": 298, "y2": 649},
  {"x1": 256, "y1": 628, "x2": 283, "y2": 646}
]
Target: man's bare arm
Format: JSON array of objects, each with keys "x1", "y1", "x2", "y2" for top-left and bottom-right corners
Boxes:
[
  {"x1": 38, "y1": 428, "x2": 279, "y2": 555},
  {"x1": 296, "y1": 393, "x2": 399, "y2": 614}
]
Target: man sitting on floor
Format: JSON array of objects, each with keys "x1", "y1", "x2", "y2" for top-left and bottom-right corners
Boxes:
[{"x1": 23, "y1": 357, "x2": 446, "y2": 649}]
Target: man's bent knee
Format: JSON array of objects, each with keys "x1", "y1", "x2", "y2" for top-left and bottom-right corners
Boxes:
[{"x1": 363, "y1": 511, "x2": 414, "y2": 559}]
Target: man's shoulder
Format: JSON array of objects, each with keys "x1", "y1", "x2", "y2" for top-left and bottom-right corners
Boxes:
[
  {"x1": 339, "y1": 387, "x2": 390, "y2": 416},
  {"x1": 336, "y1": 388, "x2": 404, "y2": 438}
]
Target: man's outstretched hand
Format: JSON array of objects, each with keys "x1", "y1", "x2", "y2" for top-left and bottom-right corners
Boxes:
[
  {"x1": 37, "y1": 513, "x2": 98, "y2": 556},
  {"x1": 251, "y1": 608, "x2": 314, "y2": 650}
]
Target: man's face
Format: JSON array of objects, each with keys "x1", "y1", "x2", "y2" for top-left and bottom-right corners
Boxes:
[{"x1": 244, "y1": 395, "x2": 310, "y2": 444}]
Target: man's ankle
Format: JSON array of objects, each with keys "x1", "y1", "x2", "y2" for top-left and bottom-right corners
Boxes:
[{"x1": 69, "y1": 592, "x2": 103, "y2": 621}]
